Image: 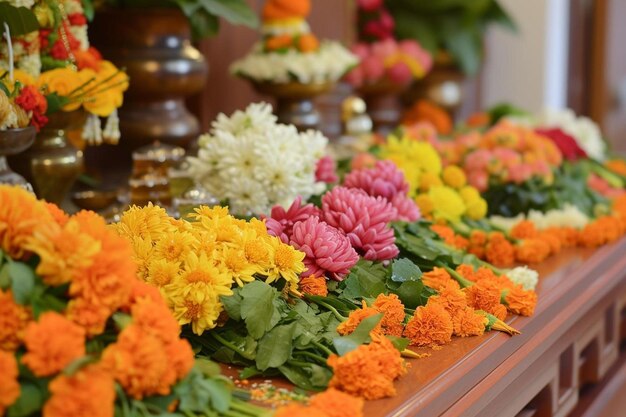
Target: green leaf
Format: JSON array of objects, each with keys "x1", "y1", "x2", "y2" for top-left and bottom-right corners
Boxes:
[
  {"x1": 8, "y1": 261, "x2": 35, "y2": 305},
  {"x1": 332, "y1": 313, "x2": 382, "y2": 356},
  {"x1": 198, "y1": 0, "x2": 258, "y2": 28},
  {"x1": 204, "y1": 378, "x2": 232, "y2": 413},
  {"x1": 81, "y1": 0, "x2": 95, "y2": 21},
  {"x1": 185, "y1": 7, "x2": 220, "y2": 40},
  {"x1": 221, "y1": 292, "x2": 242, "y2": 321},
  {"x1": 45, "y1": 93, "x2": 71, "y2": 115},
  {"x1": 7, "y1": 382, "x2": 45, "y2": 417},
  {"x1": 256, "y1": 322, "x2": 296, "y2": 371},
  {"x1": 0, "y1": 4, "x2": 39, "y2": 37},
  {"x1": 278, "y1": 363, "x2": 331, "y2": 391},
  {"x1": 396, "y1": 281, "x2": 426, "y2": 309},
  {"x1": 0, "y1": 263, "x2": 10, "y2": 290},
  {"x1": 386, "y1": 335, "x2": 410, "y2": 352},
  {"x1": 391, "y1": 258, "x2": 422, "y2": 282},
  {"x1": 63, "y1": 355, "x2": 98, "y2": 376},
  {"x1": 239, "y1": 281, "x2": 281, "y2": 340},
  {"x1": 0, "y1": 82, "x2": 10, "y2": 97},
  {"x1": 341, "y1": 260, "x2": 388, "y2": 301},
  {"x1": 175, "y1": 369, "x2": 213, "y2": 413},
  {"x1": 195, "y1": 358, "x2": 222, "y2": 377}
]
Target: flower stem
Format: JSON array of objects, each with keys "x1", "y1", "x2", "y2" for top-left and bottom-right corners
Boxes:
[
  {"x1": 229, "y1": 399, "x2": 272, "y2": 416},
  {"x1": 440, "y1": 264, "x2": 474, "y2": 288},
  {"x1": 210, "y1": 332, "x2": 255, "y2": 361},
  {"x1": 294, "y1": 350, "x2": 328, "y2": 364},
  {"x1": 309, "y1": 298, "x2": 347, "y2": 321},
  {"x1": 310, "y1": 339, "x2": 334, "y2": 357}
]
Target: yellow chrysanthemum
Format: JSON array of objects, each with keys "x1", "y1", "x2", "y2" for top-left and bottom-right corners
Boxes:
[
  {"x1": 459, "y1": 186, "x2": 481, "y2": 203},
  {"x1": 153, "y1": 231, "x2": 195, "y2": 263},
  {"x1": 415, "y1": 194, "x2": 434, "y2": 217},
  {"x1": 442, "y1": 166, "x2": 467, "y2": 189},
  {"x1": 146, "y1": 259, "x2": 180, "y2": 287},
  {"x1": 167, "y1": 284, "x2": 223, "y2": 335},
  {"x1": 466, "y1": 198, "x2": 488, "y2": 220},
  {"x1": 177, "y1": 252, "x2": 233, "y2": 296},
  {"x1": 419, "y1": 172, "x2": 443, "y2": 192},
  {"x1": 190, "y1": 205, "x2": 231, "y2": 222},
  {"x1": 218, "y1": 246, "x2": 257, "y2": 287},
  {"x1": 429, "y1": 186, "x2": 466, "y2": 223},
  {"x1": 114, "y1": 204, "x2": 174, "y2": 242},
  {"x1": 247, "y1": 218, "x2": 269, "y2": 236},
  {"x1": 191, "y1": 230, "x2": 218, "y2": 258},
  {"x1": 130, "y1": 237, "x2": 154, "y2": 280},
  {"x1": 266, "y1": 236, "x2": 305, "y2": 284}
]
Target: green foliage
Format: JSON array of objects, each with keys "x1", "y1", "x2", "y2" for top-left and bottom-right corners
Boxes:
[
  {"x1": 0, "y1": 4, "x2": 39, "y2": 37},
  {"x1": 332, "y1": 313, "x2": 382, "y2": 355},
  {"x1": 386, "y1": 0, "x2": 516, "y2": 75},
  {"x1": 7, "y1": 382, "x2": 46, "y2": 417},
  {"x1": 239, "y1": 281, "x2": 281, "y2": 339},
  {"x1": 45, "y1": 93, "x2": 72, "y2": 115},
  {"x1": 255, "y1": 322, "x2": 296, "y2": 370},
  {"x1": 8, "y1": 261, "x2": 35, "y2": 305},
  {"x1": 340, "y1": 259, "x2": 388, "y2": 301}
]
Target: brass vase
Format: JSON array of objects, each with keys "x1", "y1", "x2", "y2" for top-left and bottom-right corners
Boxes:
[
  {"x1": 357, "y1": 79, "x2": 408, "y2": 135},
  {"x1": 0, "y1": 127, "x2": 36, "y2": 190},
  {"x1": 10, "y1": 112, "x2": 85, "y2": 205},
  {"x1": 252, "y1": 81, "x2": 334, "y2": 131},
  {"x1": 89, "y1": 8, "x2": 208, "y2": 150}
]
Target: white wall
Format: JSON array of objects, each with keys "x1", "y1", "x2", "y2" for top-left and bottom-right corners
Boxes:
[{"x1": 482, "y1": 0, "x2": 570, "y2": 112}]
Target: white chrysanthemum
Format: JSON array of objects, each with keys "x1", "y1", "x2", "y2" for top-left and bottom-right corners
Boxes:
[
  {"x1": 187, "y1": 102, "x2": 329, "y2": 215},
  {"x1": 507, "y1": 108, "x2": 606, "y2": 161},
  {"x1": 16, "y1": 53, "x2": 41, "y2": 77},
  {"x1": 63, "y1": 0, "x2": 84, "y2": 15},
  {"x1": 506, "y1": 266, "x2": 539, "y2": 290},
  {"x1": 70, "y1": 25, "x2": 89, "y2": 50},
  {"x1": 488, "y1": 214, "x2": 525, "y2": 232},
  {"x1": 230, "y1": 40, "x2": 358, "y2": 84},
  {"x1": 3, "y1": 0, "x2": 35, "y2": 8},
  {"x1": 489, "y1": 203, "x2": 589, "y2": 232}
]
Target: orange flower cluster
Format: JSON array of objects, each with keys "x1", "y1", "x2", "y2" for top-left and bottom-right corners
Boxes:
[
  {"x1": 402, "y1": 100, "x2": 453, "y2": 135},
  {"x1": 337, "y1": 294, "x2": 405, "y2": 338},
  {"x1": 299, "y1": 275, "x2": 328, "y2": 297},
  {"x1": 431, "y1": 224, "x2": 469, "y2": 250},
  {"x1": 264, "y1": 33, "x2": 320, "y2": 53},
  {"x1": 577, "y1": 215, "x2": 625, "y2": 248},
  {"x1": 0, "y1": 186, "x2": 197, "y2": 414},
  {"x1": 327, "y1": 333, "x2": 406, "y2": 400},
  {"x1": 403, "y1": 302, "x2": 453, "y2": 347},
  {"x1": 274, "y1": 388, "x2": 364, "y2": 417}
]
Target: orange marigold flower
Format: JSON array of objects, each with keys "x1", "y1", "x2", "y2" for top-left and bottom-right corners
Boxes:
[
  {"x1": 538, "y1": 231, "x2": 562, "y2": 255},
  {"x1": 428, "y1": 282, "x2": 467, "y2": 317},
  {"x1": 468, "y1": 245, "x2": 486, "y2": 259},
  {"x1": 66, "y1": 298, "x2": 111, "y2": 336},
  {"x1": 464, "y1": 281, "x2": 507, "y2": 321},
  {"x1": 485, "y1": 232, "x2": 516, "y2": 267},
  {"x1": 125, "y1": 279, "x2": 166, "y2": 308},
  {"x1": 515, "y1": 239, "x2": 551, "y2": 264},
  {"x1": 25, "y1": 219, "x2": 101, "y2": 286},
  {"x1": 456, "y1": 264, "x2": 477, "y2": 281},
  {"x1": 0, "y1": 350, "x2": 20, "y2": 415},
  {"x1": 274, "y1": 404, "x2": 328, "y2": 417},
  {"x1": 0, "y1": 289, "x2": 31, "y2": 351},
  {"x1": 336, "y1": 302, "x2": 382, "y2": 336},
  {"x1": 327, "y1": 333, "x2": 405, "y2": 400},
  {"x1": 0, "y1": 185, "x2": 53, "y2": 259},
  {"x1": 545, "y1": 226, "x2": 579, "y2": 248},
  {"x1": 22, "y1": 312, "x2": 86, "y2": 377},
  {"x1": 403, "y1": 303, "x2": 453, "y2": 347},
  {"x1": 452, "y1": 307, "x2": 487, "y2": 337},
  {"x1": 510, "y1": 220, "x2": 538, "y2": 239},
  {"x1": 402, "y1": 100, "x2": 452, "y2": 135},
  {"x1": 298, "y1": 33, "x2": 319, "y2": 52},
  {"x1": 454, "y1": 235, "x2": 469, "y2": 250},
  {"x1": 578, "y1": 219, "x2": 607, "y2": 247},
  {"x1": 101, "y1": 325, "x2": 172, "y2": 399},
  {"x1": 43, "y1": 365, "x2": 115, "y2": 417},
  {"x1": 299, "y1": 275, "x2": 328, "y2": 297},
  {"x1": 44, "y1": 202, "x2": 69, "y2": 226},
  {"x1": 504, "y1": 285, "x2": 537, "y2": 316},
  {"x1": 431, "y1": 224, "x2": 455, "y2": 246},
  {"x1": 606, "y1": 159, "x2": 626, "y2": 176},
  {"x1": 372, "y1": 293, "x2": 405, "y2": 337},
  {"x1": 470, "y1": 230, "x2": 487, "y2": 246},
  {"x1": 265, "y1": 34, "x2": 293, "y2": 51},
  {"x1": 309, "y1": 388, "x2": 364, "y2": 417},
  {"x1": 466, "y1": 112, "x2": 490, "y2": 128},
  {"x1": 422, "y1": 267, "x2": 457, "y2": 291}
]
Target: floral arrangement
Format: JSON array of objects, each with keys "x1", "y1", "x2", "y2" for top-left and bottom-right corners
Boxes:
[
  {"x1": 344, "y1": 0, "x2": 432, "y2": 89},
  {"x1": 186, "y1": 102, "x2": 328, "y2": 215},
  {"x1": 0, "y1": 185, "x2": 271, "y2": 417},
  {"x1": 0, "y1": 73, "x2": 48, "y2": 130},
  {"x1": 114, "y1": 203, "x2": 305, "y2": 335},
  {"x1": 0, "y1": 0, "x2": 128, "y2": 143},
  {"x1": 230, "y1": 0, "x2": 357, "y2": 84}
]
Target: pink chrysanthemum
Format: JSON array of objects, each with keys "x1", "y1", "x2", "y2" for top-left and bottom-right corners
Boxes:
[
  {"x1": 344, "y1": 161, "x2": 420, "y2": 221},
  {"x1": 290, "y1": 217, "x2": 359, "y2": 281},
  {"x1": 321, "y1": 187, "x2": 399, "y2": 261},
  {"x1": 315, "y1": 156, "x2": 338, "y2": 184},
  {"x1": 264, "y1": 197, "x2": 321, "y2": 243}
]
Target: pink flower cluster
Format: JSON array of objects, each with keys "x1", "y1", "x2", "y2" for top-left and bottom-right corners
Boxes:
[
  {"x1": 345, "y1": 39, "x2": 433, "y2": 88},
  {"x1": 357, "y1": 0, "x2": 394, "y2": 41},
  {"x1": 315, "y1": 155, "x2": 338, "y2": 184},
  {"x1": 344, "y1": 160, "x2": 420, "y2": 222}
]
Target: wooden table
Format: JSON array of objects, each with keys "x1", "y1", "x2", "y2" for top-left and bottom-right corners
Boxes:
[{"x1": 368, "y1": 240, "x2": 626, "y2": 417}]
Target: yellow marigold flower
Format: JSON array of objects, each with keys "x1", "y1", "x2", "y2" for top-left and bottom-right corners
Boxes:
[
  {"x1": 0, "y1": 289, "x2": 31, "y2": 351},
  {"x1": 176, "y1": 252, "x2": 233, "y2": 296},
  {"x1": 114, "y1": 203, "x2": 174, "y2": 242},
  {"x1": 147, "y1": 259, "x2": 180, "y2": 287},
  {"x1": 167, "y1": 283, "x2": 223, "y2": 334},
  {"x1": 218, "y1": 246, "x2": 257, "y2": 287},
  {"x1": 419, "y1": 172, "x2": 443, "y2": 192},
  {"x1": 154, "y1": 231, "x2": 195, "y2": 263},
  {"x1": 442, "y1": 165, "x2": 467, "y2": 189},
  {"x1": 459, "y1": 185, "x2": 481, "y2": 203},
  {"x1": 466, "y1": 198, "x2": 487, "y2": 220},
  {"x1": 43, "y1": 364, "x2": 115, "y2": 417},
  {"x1": 240, "y1": 229, "x2": 272, "y2": 274},
  {"x1": 429, "y1": 185, "x2": 466, "y2": 223},
  {"x1": 415, "y1": 194, "x2": 434, "y2": 216},
  {"x1": 266, "y1": 236, "x2": 305, "y2": 284},
  {"x1": 0, "y1": 185, "x2": 53, "y2": 259},
  {"x1": 0, "y1": 350, "x2": 20, "y2": 416},
  {"x1": 22, "y1": 312, "x2": 86, "y2": 377},
  {"x1": 25, "y1": 219, "x2": 101, "y2": 286}
]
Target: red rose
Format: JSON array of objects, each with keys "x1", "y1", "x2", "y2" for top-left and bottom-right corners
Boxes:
[
  {"x1": 535, "y1": 128, "x2": 587, "y2": 161},
  {"x1": 15, "y1": 86, "x2": 47, "y2": 114}
]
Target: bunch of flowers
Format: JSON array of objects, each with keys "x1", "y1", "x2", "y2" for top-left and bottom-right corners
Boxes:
[
  {"x1": 378, "y1": 134, "x2": 488, "y2": 222},
  {"x1": 187, "y1": 102, "x2": 328, "y2": 215},
  {"x1": 456, "y1": 121, "x2": 563, "y2": 192},
  {"x1": 231, "y1": 0, "x2": 357, "y2": 84},
  {"x1": 0, "y1": 72, "x2": 48, "y2": 130},
  {"x1": 507, "y1": 108, "x2": 606, "y2": 161},
  {"x1": 344, "y1": 39, "x2": 432, "y2": 89},
  {"x1": 114, "y1": 203, "x2": 305, "y2": 335},
  {"x1": 273, "y1": 388, "x2": 364, "y2": 417},
  {"x1": 0, "y1": 185, "x2": 223, "y2": 417}
]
